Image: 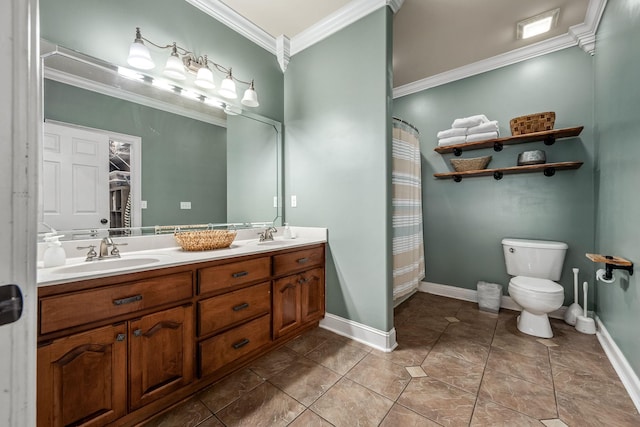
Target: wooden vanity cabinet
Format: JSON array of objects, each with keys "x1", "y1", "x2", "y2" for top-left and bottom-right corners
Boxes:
[
  {"x1": 38, "y1": 243, "x2": 326, "y2": 426},
  {"x1": 128, "y1": 304, "x2": 194, "y2": 410},
  {"x1": 37, "y1": 324, "x2": 127, "y2": 427},
  {"x1": 273, "y1": 247, "x2": 325, "y2": 339}
]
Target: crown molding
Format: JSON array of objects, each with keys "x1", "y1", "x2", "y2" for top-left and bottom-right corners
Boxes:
[
  {"x1": 394, "y1": 33, "x2": 577, "y2": 98},
  {"x1": 569, "y1": 0, "x2": 607, "y2": 55},
  {"x1": 291, "y1": 0, "x2": 398, "y2": 55},
  {"x1": 184, "y1": 0, "x2": 277, "y2": 54},
  {"x1": 393, "y1": 0, "x2": 606, "y2": 98},
  {"x1": 276, "y1": 35, "x2": 290, "y2": 72},
  {"x1": 44, "y1": 67, "x2": 228, "y2": 128}
]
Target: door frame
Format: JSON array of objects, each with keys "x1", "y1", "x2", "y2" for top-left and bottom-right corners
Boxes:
[{"x1": 0, "y1": 0, "x2": 40, "y2": 425}]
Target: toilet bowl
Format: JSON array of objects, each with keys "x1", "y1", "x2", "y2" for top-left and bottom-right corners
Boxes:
[
  {"x1": 502, "y1": 238, "x2": 568, "y2": 338},
  {"x1": 508, "y1": 276, "x2": 564, "y2": 338}
]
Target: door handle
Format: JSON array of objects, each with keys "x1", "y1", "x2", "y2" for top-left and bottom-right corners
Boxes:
[
  {"x1": 0, "y1": 284, "x2": 23, "y2": 326},
  {"x1": 100, "y1": 218, "x2": 108, "y2": 224}
]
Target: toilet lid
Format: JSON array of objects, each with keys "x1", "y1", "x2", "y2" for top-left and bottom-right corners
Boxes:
[{"x1": 511, "y1": 276, "x2": 563, "y2": 293}]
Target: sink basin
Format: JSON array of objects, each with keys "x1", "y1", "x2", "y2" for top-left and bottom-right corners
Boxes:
[
  {"x1": 256, "y1": 240, "x2": 288, "y2": 246},
  {"x1": 52, "y1": 257, "x2": 162, "y2": 275}
]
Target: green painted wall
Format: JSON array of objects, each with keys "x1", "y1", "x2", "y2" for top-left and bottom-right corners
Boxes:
[
  {"x1": 44, "y1": 79, "x2": 227, "y2": 226},
  {"x1": 593, "y1": 0, "x2": 640, "y2": 377},
  {"x1": 40, "y1": 0, "x2": 283, "y2": 122},
  {"x1": 226, "y1": 115, "x2": 279, "y2": 223},
  {"x1": 284, "y1": 8, "x2": 394, "y2": 332},
  {"x1": 394, "y1": 48, "x2": 596, "y2": 305}
]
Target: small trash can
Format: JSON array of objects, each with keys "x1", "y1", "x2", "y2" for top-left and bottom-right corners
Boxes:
[{"x1": 477, "y1": 281, "x2": 502, "y2": 313}]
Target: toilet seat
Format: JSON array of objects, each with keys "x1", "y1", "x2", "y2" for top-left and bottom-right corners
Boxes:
[{"x1": 510, "y1": 276, "x2": 563, "y2": 294}]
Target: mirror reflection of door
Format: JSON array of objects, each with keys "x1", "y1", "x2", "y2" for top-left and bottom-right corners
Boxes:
[{"x1": 42, "y1": 121, "x2": 139, "y2": 231}]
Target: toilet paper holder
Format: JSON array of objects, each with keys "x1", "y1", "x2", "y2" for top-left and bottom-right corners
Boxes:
[{"x1": 586, "y1": 253, "x2": 634, "y2": 280}]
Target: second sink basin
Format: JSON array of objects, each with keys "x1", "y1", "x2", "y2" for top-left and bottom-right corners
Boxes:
[{"x1": 52, "y1": 257, "x2": 162, "y2": 275}]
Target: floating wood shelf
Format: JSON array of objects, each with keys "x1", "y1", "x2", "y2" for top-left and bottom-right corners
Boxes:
[
  {"x1": 434, "y1": 161, "x2": 583, "y2": 182},
  {"x1": 434, "y1": 126, "x2": 584, "y2": 156},
  {"x1": 586, "y1": 253, "x2": 632, "y2": 267}
]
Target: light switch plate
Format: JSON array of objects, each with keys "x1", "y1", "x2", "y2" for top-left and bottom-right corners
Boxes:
[
  {"x1": 140, "y1": 200, "x2": 147, "y2": 209},
  {"x1": 291, "y1": 195, "x2": 297, "y2": 208},
  {"x1": 180, "y1": 201, "x2": 191, "y2": 209}
]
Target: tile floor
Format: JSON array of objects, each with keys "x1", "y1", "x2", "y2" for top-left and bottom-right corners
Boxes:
[{"x1": 142, "y1": 292, "x2": 640, "y2": 426}]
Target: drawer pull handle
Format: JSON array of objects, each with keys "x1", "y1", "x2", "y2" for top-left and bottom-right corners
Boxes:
[
  {"x1": 298, "y1": 278, "x2": 309, "y2": 284},
  {"x1": 116, "y1": 333, "x2": 126, "y2": 342},
  {"x1": 133, "y1": 328, "x2": 143, "y2": 337},
  {"x1": 233, "y1": 302, "x2": 249, "y2": 312},
  {"x1": 232, "y1": 338, "x2": 250, "y2": 349},
  {"x1": 297, "y1": 257, "x2": 309, "y2": 264},
  {"x1": 232, "y1": 271, "x2": 248, "y2": 278},
  {"x1": 113, "y1": 294, "x2": 142, "y2": 306}
]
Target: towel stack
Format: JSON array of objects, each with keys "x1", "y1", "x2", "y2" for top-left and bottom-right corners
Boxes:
[{"x1": 437, "y1": 115, "x2": 499, "y2": 147}]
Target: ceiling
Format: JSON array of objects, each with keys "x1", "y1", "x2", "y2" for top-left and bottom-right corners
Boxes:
[{"x1": 220, "y1": 0, "x2": 592, "y2": 88}]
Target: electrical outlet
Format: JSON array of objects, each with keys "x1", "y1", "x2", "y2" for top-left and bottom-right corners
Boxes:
[
  {"x1": 140, "y1": 200, "x2": 147, "y2": 209},
  {"x1": 291, "y1": 195, "x2": 297, "y2": 208},
  {"x1": 180, "y1": 201, "x2": 191, "y2": 210}
]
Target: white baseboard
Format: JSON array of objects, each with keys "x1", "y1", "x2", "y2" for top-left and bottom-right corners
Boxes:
[
  {"x1": 596, "y1": 316, "x2": 640, "y2": 412},
  {"x1": 418, "y1": 281, "x2": 566, "y2": 319},
  {"x1": 319, "y1": 313, "x2": 398, "y2": 353}
]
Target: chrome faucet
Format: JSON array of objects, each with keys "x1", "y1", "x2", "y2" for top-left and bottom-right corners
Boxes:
[
  {"x1": 258, "y1": 227, "x2": 277, "y2": 242},
  {"x1": 78, "y1": 237, "x2": 127, "y2": 261}
]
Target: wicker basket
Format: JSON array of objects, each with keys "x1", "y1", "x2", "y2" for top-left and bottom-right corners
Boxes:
[
  {"x1": 510, "y1": 112, "x2": 556, "y2": 135},
  {"x1": 450, "y1": 156, "x2": 492, "y2": 172},
  {"x1": 174, "y1": 230, "x2": 237, "y2": 251}
]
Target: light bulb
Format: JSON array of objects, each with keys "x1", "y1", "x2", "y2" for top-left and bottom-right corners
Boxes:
[
  {"x1": 163, "y1": 44, "x2": 186, "y2": 80},
  {"x1": 241, "y1": 80, "x2": 259, "y2": 107},
  {"x1": 219, "y1": 69, "x2": 237, "y2": 99},
  {"x1": 127, "y1": 28, "x2": 155, "y2": 70}
]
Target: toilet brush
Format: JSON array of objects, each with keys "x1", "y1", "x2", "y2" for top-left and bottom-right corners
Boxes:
[
  {"x1": 564, "y1": 268, "x2": 582, "y2": 325},
  {"x1": 575, "y1": 281, "x2": 596, "y2": 334}
]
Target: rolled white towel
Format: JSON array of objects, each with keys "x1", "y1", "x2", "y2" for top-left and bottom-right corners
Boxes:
[
  {"x1": 467, "y1": 120, "x2": 499, "y2": 135},
  {"x1": 466, "y1": 131, "x2": 499, "y2": 143},
  {"x1": 452, "y1": 114, "x2": 489, "y2": 129},
  {"x1": 438, "y1": 135, "x2": 466, "y2": 147},
  {"x1": 437, "y1": 128, "x2": 467, "y2": 139}
]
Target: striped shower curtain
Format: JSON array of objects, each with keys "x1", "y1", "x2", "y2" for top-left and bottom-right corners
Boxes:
[{"x1": 392, "y1": 118, "x2": 425, "y2": 302}]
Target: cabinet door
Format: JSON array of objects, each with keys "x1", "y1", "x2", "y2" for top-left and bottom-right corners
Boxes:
[
  {"x1": 272, "y1": 275, "x2": 301, "y2": 339},
  {"x1": 300, "y1": 268, "x2": 325, "y2": 323},
  {"x1": 128, "y1": 305, "x2": 194, "y2": 410},
  {"x1": 37, "y1": 324, "x2": 127, "y2": 427}
]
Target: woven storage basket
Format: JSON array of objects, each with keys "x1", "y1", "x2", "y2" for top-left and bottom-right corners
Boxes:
[
  {"x1": 174, "y1": 230, "x2": 237, "y2": 251},
  {"x1": 450, "y1": 155, "x2": 492, "y2": 172},
  {"x1": 510, "y1": 112, "x2": 556, "y2": 135}
]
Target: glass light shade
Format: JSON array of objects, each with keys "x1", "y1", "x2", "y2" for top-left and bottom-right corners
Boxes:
[
  {"x1": 241, "y1": 87, "x2": 259, "y2": 107},
  {"x1": 163, "y1": 54, "x2": 186, "y2": 80},
  {"x1": 195, "y1": 66, "x2": 215, "y2": 89},
  {"x1": 219, "y1": 76, "x2": 237, "y2": 99},
  {"x1": 127, "y1": 40, "x2": 155, "y2": 70}
]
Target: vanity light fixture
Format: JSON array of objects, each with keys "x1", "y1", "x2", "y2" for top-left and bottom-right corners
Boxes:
[
  {"x1": 127, "y1": 27, "x2": 259, "y2": 107},
  {"x1": 517, "y1": 8, "x2": 560, "y2": 40}
]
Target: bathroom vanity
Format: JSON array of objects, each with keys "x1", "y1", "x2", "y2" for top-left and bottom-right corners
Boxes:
[{"x1": 36, "y1": 231, "x2": 326, "y2": 426}]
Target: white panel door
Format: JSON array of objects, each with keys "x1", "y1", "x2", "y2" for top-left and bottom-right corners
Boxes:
[
  {"x1": 43, "y1": 122, "x2": 110, "y2": 230},
  {"x1": 0, "y1": 0, "x2": 39, "y2": 425}
]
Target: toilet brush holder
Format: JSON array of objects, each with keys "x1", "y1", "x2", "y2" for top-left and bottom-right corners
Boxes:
[
  {"x1": 575, "y1": 281, "x2": 596, "y2": 334},
  {"x1": 564, "y1": 268, "x2": 582, "y2": 326}
]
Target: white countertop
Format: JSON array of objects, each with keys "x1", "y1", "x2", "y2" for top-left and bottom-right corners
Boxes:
[{"x1": 37, "y1": 226, "x2": 327, "y2": 287}]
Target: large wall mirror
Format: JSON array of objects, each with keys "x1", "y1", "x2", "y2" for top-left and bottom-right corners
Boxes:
[{"x1": 40, "y1": 41, "x2": 282, "y2": 238}]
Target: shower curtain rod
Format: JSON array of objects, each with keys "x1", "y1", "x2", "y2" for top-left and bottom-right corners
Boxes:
[{"x1": 392, "y1": 116, "x2": 419, "y2": 134}]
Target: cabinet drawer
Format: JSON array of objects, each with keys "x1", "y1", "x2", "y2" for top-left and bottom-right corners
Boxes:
[
  {"x1": 198, "y1": 282, "x2": 271, "y2": 337},
  {"x1": 198, "y1": 257, "x2": 270, "y2": 295},
  {"x1": 40, "y1": 272, "x2": 193, "y2": 335},
  {"x1": 199, "y1": 315, "x2": 270, "y2": 378},
  {"x1": 273, "y1": 246, "x2": 324, "y2": 276}
]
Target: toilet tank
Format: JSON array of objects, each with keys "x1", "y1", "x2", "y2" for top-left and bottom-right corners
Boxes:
[{"x1": 502, "y1": 238, "x2": 568, "y2": 280}]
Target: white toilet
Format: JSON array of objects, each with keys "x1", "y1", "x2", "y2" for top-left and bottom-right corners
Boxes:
[{"x1": 502, "y1": 238, "x2": 568, "y2": 338}]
